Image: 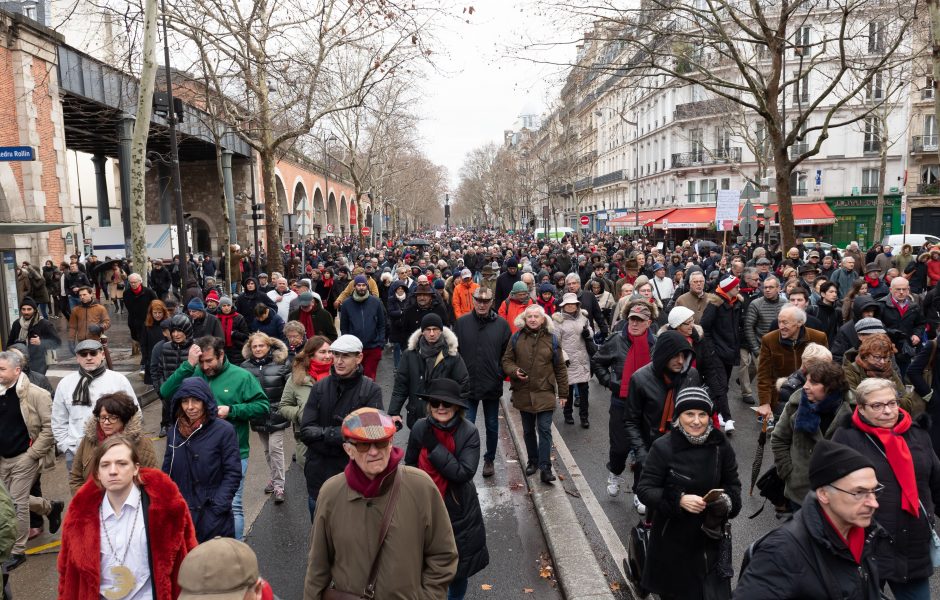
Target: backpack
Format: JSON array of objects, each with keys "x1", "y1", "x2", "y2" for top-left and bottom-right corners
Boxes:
[{"x1": 510, "y1": 329, "x2": 562, "y2": 367}]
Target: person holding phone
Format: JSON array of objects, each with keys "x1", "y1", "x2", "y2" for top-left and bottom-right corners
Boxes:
[{"x1": 636, "y1": 386, "x2": 742, "y2": 600}]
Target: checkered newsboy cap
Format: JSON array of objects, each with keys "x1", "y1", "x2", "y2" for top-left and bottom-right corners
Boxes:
[{"x1": 342, "y1": 408, "x2": 396, "y2": 442}]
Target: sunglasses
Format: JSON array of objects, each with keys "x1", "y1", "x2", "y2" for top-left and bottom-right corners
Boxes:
[
  {"x1": 347, "y1": 439, "x2": 391, "y2": 453},
  {"x1": 77, "y1": 350, "x2": 100, "y2": 357},
  {"x1": 428, "y1": 399, "x2": 456, "y2": 409}
]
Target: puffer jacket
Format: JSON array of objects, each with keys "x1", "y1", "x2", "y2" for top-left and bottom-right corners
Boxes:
[
  {"x1": 623, "y1": 331, "x2": 702, "y2": 464},
  {"x1": 389, "y1": 328, "x2": 470, "y2": 428},
  {"x1": 831, "y1": 294, "x2": 881, "y2": 364},
  {"x1": 552, "y1": 309, "x2": 592, "y2": 384},
  {"x1": 155, "y1": 337, "x2": 194, "y2": 394},
  {"x1": 69, "y1": 411, "x2": 158, "y2": 493},
  {"x1": 771, "y1": 387, "x2": 856, "y2": 504},
  {"x1": 831, "y1": 410, "x2": 940, "y2": 584},
  {"x1": 744, "y1": 295, "x2": 783, "y2": 353},
  {"x1": 162, "y1": 378, "x2": 242, "y2": 542},
  {"x1": 497, "y1": 296, "x2": 532, "y2": 334},
  {"x1": 405, "y1": 417, "x2": 489, "y2": 580},
  {"x1": 501, "y1": 315, "x2": 568, "y2": 413},
  {"x1": 241, "y1": 338, "x2": 291, "y2": 433},
  {"x1": 386, "y1": 281, "x2": 412, "y2": 344},
  {"x1": 591, "y1": 314, "x2": 658, "y2": 406},
  {"x1": 700, "y1": 291, "x2": 743, "y2": 365}
]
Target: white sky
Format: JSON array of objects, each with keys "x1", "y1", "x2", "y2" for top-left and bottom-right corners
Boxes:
[{"x1": 416, "y1": 1, "x2": 580, "y2": 189}]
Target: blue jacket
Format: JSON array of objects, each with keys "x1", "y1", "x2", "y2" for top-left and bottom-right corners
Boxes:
[
  {"x1": 340, "y1": 294, "x2": 386, "y2": 349},
  {"x1": 162, "y1": 377, "x2": 242, "y2": 542},
  {"x1": 252, "y1": 311, "x2": 286, "y2": 342}
]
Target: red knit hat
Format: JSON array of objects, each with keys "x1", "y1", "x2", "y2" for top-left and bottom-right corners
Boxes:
[
  {"x1": 205, "y1": 289, "x2": 220, "y2": 304},
  {"x1": 719, "y1": 276, "x2": 740, "y2": 294}
]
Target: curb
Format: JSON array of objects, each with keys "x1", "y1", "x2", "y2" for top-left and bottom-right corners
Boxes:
[{"x1": 499, "y1": 395, "x2": 617, "y2": 600}]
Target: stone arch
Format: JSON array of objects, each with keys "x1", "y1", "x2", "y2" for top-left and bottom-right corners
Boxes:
[
  {"x1": 339, "y1": 196, "x2": 348, "y2": 235},
  {"x1": 327, "y1": 192, "x2": 338, "y2": 234},
  {"x1": 190, "y1": 216, "x2": 213, "y2": 257},
  {"x1": 274, "y1": 175, "x2": 288, "y2": 244},
  {"x1": 293, "y1": 180, "x2": 308, "y2": 239}
]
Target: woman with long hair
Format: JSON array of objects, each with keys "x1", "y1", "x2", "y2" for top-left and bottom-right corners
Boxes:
[
  {"x1": 843, "y1": 333, "x2": 912, "y2": 413},
  {"x1": 140, "y1": 299, "x2": 168, "y2": 385},
  {"x1": 278, "y1": 336, "x2": 332, "y2": 466},
  {"x1": 842, "y1": 278, "x2": 870, "y2": 322}
]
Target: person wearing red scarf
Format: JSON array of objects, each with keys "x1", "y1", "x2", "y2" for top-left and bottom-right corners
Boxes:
[
  {"x1": 701, "y1": 275, "x2": 744, "y2": 434},
  {"x1": 305, "y1": 407, "x2": 457, "y2": 600},
  {"x1": 831, "y1": 377, "x2": 940, "y2": 599},
  {"x1": 405, "y1": 379, "x2": 489, "y2": 600},
  {"x1": 215, "y1": 297, "x2": 250, "y2": 366}
]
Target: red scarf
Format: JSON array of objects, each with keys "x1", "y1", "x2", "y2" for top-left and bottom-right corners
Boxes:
[
  {"x1": 852, "y1": 407, "x2": 919, "y2": 516},
  {"x1": 864, "y1": 275, "x2": 881, "y2": 289},
  {"x1": 820, "y1": 505, "x2": 866, "y2": 563},
  {"x1": 344, "y1": 446, "x2": 404, "y2": 498},
  {"x1": 418, "y1": 425, "x2": 458, "y2": 496},
  {"x1": 130, "y1": 284, "x2": 144, "y2": 296},
  {"x1": 891, "y1": 296, "x2": 910, "y2": 317},
  {"x1": 298, "y1": 308, "x2": 316, "y2": 338},
  {"x1": 657, "y1": 374, "x2": 676, "y2": 433},
  {"x1": 620, "y1": 332, "x2": 651, "y2": 398},
  {"x1": 96, "y1": 423, "x2": 107, "y2": 443},
  {"x1": 217, "y1": 311, "x2": 237, "y2": 347},
  {"x1": 307, "y1": 359, "x2": 332, "y2": 381}
]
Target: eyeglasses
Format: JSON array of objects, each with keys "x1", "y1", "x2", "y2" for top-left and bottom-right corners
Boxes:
[
  {"x1": 828, "y1": 483, "x2": 884, "y2": 502},
  {"x1": 863, "y1": 400, "x2": 899, "y2": 412},
  {"x1": 346, "y1": 439, "x2": 391, "y2": 453},
  {"x1": 428, "y1": 399, "x2": 455, "y2": 409},
  {"x1": 77, "y1": 350, "x2": 100, "y2": 357},
  {"x1": 97, "y1": 414, "x2": 121, "y2": 424},
  {"x1": 867, "y1": 355, "x2": 890, "y2": 363}
]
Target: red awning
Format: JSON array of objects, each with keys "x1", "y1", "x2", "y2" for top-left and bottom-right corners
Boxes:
[
  {"x1": 608, "y1": 209, "x2": 676, "y2": 226},
  {"x1": 756, "y1": 201, "x2": 836, "y2": 225},
  {"x1": 652, "y1": 207, "x2": 717, "y2": 229}
]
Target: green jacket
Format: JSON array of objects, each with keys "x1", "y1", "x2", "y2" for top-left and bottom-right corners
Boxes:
[
  {"x1": 161, "y1": 358, "x2": 269, "y2": 459},
  {"x1": 0, "y1": 480, "x2": 15, "y2": 600}
]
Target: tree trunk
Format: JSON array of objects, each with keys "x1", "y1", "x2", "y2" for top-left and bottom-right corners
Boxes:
[
  {"x1": 128, "y1": 0, "x2": 158, "y2": 286},
  {"x1": 260, "y1": 146, "x2": 280, "y2": 268},
  {"x1": 772, "y1": 143, "x2": 796, "y2": 253},
  {"x1": 212, "y1": 145, "x2": 232, "y2": 295},
  {"x1": 874, "y1": 118, "x2": 888, "y2": 244}
]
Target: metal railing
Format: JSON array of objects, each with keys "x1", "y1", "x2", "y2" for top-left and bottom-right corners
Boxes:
[
  {"x1": 674, "y1": 98, "x2": 734, "y2": 120},
  {"x1": 860, "y1": 186, "x2": 879, "y2": 194},
  {"x1": 593, "y1": 170, "x2": 625, "y2": 187},
  {"x1": 671, "y1": 147, "x2": 742, "y2": 168},
  {"x1": 687, "y1": 192, "x2": 718, "y2": 203},
  {"x1": 911, "y1": 135, "x2": 938, "y2": 153},
  {"x1": 917, "y1": 182, "x2": 940, "y2": 195}
]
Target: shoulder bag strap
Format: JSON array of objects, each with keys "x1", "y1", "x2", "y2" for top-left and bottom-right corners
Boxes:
[
  {"x1": 863, "y1": 433, "x2": 935, "y2": 528},
  {"x1": 362, "y1": 467, "x2": 403, "y2": 599}
]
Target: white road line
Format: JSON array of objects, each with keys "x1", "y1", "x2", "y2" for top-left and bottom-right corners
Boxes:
[{"x1": 551, "y1": 423, "x2": 630, "y2": 582}]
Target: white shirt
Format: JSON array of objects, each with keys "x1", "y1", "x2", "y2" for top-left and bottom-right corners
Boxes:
[
  {"x1": 267, "y1": 289, "x2": 297, "y2": 322},
  {"x1": 100, "y1": 485, "x2": 152, "y2": 600},
  {"x1": 52, "y1": 370, "x2": 138, "y2": 454},
  {"x1": 652, "y1": 275, "x2": 675, "y2": 302}
]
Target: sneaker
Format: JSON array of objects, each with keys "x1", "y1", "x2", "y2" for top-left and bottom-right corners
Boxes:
[
  {"x1": 47, "y1": 500, "x2": 64, "y2": 534},
  {"x1": 28, "y1": 527, "x2": 42, "y2": 540},
  {"x1": 3, "y1": 554, "x2": 25, "y2": 571},
  {"x1": 607, "y1": 472, "x2": 625, "y2": 497},
  {"x1": 633, "y1": 495, "x2": 647, "y2": 516},
  {"x1": 724, "y1": 419, "x2": 735, "y2": 434},
  {"x1": 482, "y1": 460, "x2": 495, "y2": 478},
  {"x1": 264, "y1": 481, "x2": 275, "y2": 494},
  {"x1": 717, "y1": 414, "x2": 726, "y2": 429},
  {"x1": 273, "y1": 489, "x2": 285, "y2": 504}
]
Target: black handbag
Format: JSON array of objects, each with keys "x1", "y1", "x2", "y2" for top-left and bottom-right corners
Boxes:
[
  {"x1": 626, "y1": 519, "x2": 652, "y2": 599},
  {"x1": 755, "y1": 466, "x2": 787, "y2": 506}
]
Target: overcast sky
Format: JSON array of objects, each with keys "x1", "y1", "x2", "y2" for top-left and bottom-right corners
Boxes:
[{"x1": 416, "y1": 1, "x2": 580, "y2": 190}]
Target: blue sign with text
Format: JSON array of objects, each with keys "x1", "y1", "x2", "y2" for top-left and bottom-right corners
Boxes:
[{"x1": 0, "y1": 146, "x2": 36, "y2": 161}]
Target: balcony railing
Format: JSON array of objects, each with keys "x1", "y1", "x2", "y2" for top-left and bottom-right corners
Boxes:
[
  {"x1": 860, "y1": 186, "x2": 879, "y2": 194},
  {"x1": 789, "y1": 142, "x2": 809, "y2": 158},
  {"x1": 574, "y1": 176, "x2": 593, "y2": 191},
  {"x1": 593, "y1": 170, "x2": 625, "y2": 188},
  {"x1": 911, "y1": 135, "x2": 938, "y2": 153},
  {"x1": 864, "y1": 140, "x2": 882, "y2": 154},
  {"x1": 917, "y1": 182, "x2": 940, "y2": 195},
  {"x1": 671, "y1": 147, "x2": 742, "y2": 168},
  {"x1": 673, "y1": 98, "x2": 734, "y2": 120},
  {"x1": 687, "y1": 192, "x2": 718, "y2": 203}
]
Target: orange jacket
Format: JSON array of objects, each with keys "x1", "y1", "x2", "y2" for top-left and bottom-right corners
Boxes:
[
  {"x1": 498, "y1": 297, "x2": 533, "y2": 334},
  {"x1": 452, "y1": 280, "x2": 479, "y2": 319}
]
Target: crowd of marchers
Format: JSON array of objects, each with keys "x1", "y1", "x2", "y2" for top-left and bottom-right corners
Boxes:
[{"x1": 2, "y1": 231, "x2": 940, "y2": 600}]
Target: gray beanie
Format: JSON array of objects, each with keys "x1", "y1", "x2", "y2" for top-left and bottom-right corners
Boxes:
[
  {"x1": 673, "y1": 386, "x2": 713, "y2": 416},
  {"x1": 219, "y1": 296, "x2": 233, "y2": 307}
]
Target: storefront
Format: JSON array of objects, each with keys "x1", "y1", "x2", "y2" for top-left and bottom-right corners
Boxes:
[{"x1": 825, "y1": 195, "x2": 901, "y2": 249}]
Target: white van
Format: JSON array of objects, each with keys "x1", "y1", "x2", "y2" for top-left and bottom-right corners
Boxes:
[
  {"x1": 534, "y1": 227, "x2": 574, "y2": 240},
  {"x1": 881, "y1": 234, "x2": 940, "y2": 253}
]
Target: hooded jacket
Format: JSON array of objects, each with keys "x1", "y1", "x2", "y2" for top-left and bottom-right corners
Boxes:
[
  {"x1": 453, "y1": 308, "x2": 512, "y2": 399},
  {"x1": 69, "y1": 411, "x2": 158, "y2": 493},
  {"x1": 501, "y1": 314, "x2": 569, "y2": 413},
  {"x1": 591, "y1": 317, "x2": 658, "y2": 406},
  {"x1": 701, "y1": 290, "x2": 744, "y2": 365},
  {"x1": 57, "y1": 468, "x2": 197, "y2": 600},
  {"x1": 234, "y1": 278, "x2": 277, "y2": 319},
  {"x1": 553, "y1": 309, "x2": 593, "y2": 384},
  {"x1": 67, "y1": 298, "x2": 110, "y2": 343},
  {"x1": 386, "y1": 281, "x2": 412, "y2": 344},
  {"x1": 241, "y1": 338, "x2": 291, "y2": 433},
  {"x1": 623, "y1": 331, "x2": 702, "y2": 464},
  {"x1": 339, "y1": 292, "x2": 386, "y2": 349},
  {"x1": 389, "y1": 328, "x2": 470, "y2": 427},
  {"x1": 162, "y1": 378, "x2": 242, "y2": 541}
]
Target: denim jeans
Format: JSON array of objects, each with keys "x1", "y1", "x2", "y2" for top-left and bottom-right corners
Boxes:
[
  {"x1": 447, "y1": 576, "x2": 469, "y2": 600},
  {"x1": 393, "y1": 343, "x2": 404, "y2": 369},
  {"x1": 466, "y1": 396, "x2": 499, "y2": 462},
  {"x1": 67, "y1": 296, "x2": 80, "y2": 310},
  {"x1": 233, "y1": 458, "x2": 248, "y2": 539},
  {"x1": 884, "y1": 577, "x2": 930, "y2": 600},
  {"x1": 308, "y1": 496, "x2": 317, "y2": 522},
  {"x1": 520, "y1": 410, "x2": 553, "y2": 470}
]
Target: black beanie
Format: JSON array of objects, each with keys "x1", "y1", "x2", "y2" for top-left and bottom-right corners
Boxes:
[
  {"x1": 808, "y1": 439, "x2": 876, "y2": 490},
  {"x1": 420, "y1": 313, "x2": 444, "y2": 331},
  {"x1": 19, "y1": 296, "x2": 37, "y2": 310}
]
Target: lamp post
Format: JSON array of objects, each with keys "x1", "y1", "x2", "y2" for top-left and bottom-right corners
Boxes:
[
  {"x1": 158, "y1": 0, "x2": 188, "y2": 286},
  {"x1": 73, "y1": 150, "x2": 90, "y2": 255}
]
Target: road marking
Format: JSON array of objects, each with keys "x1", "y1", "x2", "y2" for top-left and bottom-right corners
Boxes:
[
  {"x1": 550, "y1": 423, "x2": 630, "y2": 582},
  {"x1": 26, "y1": 540, "x2": 60, "y2": 554}
]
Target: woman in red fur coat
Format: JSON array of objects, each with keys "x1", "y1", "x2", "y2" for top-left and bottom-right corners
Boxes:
[{"x1": 58, "y1": 435, "x2": 197, "y2": 600}]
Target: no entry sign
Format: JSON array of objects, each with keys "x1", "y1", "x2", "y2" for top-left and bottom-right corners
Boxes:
[{"x1": 579, "y1": 215, "x2": 590, "y2": 227}]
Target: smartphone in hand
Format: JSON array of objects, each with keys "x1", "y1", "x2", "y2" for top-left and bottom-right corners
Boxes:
[{"x1": 702, "y1": 489, "x2": 725, "y2": 503}]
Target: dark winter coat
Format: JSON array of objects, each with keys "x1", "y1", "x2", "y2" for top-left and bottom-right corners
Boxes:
[
  {"x1": 155, "y1": 338, "x2": 194, "y2": 394},
  {"x1": 807, "y1": 300, "x2": 841, "y2": 345},
  {"x1": 386, "y1": 281, "x2": 412, "y2": 344},
  {"x1": 831, "y1": 295, "x2": 882, "y2": 364},
  {"x1": 149, "y1": 267, "x2": 172, "y2": 296},
  {"x1": 624, "y1": 331, "x2": 702, "y2": 464},
  {"x1": 389, "y1": 328, "x2": 470, "y2": 428},
  {"x1": 405, "y1": 417, "x2": 489, "y2": 580},
  {"x1": 339, "y1": 295, "x2": 386, "y2": 349},
  {"x1": 235, "y1": 279, "x2": 277, "y2": 319},
  {"x1": 287, "y1": 305, "x2": 337, "y2": 341},
  {"x1": 140, "y1": 322, "x2": 166, "y2": 384},
  {"x1": 879, "y1": 293, "x2": 926, "y2": 342},
  {"x1": 162, "y1": 378, "x2": 242, "y2": 542},
  {"x1": 191, "y1": 312, "x2": 224, "y2": 341},
  {"x1": 215, "y1": 311, "x2": 250, "y2": 365},
  {"x1": 577, "y1": 289, "x2": 610, "y2": 337},
  {"x1": 904, "y1": 254, "x2": 929, "y2": 294},
  {"x1": 733, "y1": 493, "x2": 883, "y2": 600},
  {"x1": 123, "y1": 286, "x2": 158, "y2": 342},
  {"x1": 908, "y1": 340, "x2": 940, "y2": 453},
  {"x1": 591, "y1": 319, "x2": 658, "y2": 406},
  {"x1": 250, "y1": 311, "x2": 286, "y2": 342},
  {"x1": 453, "y1": 309, "x2": 512, "y2": 400},
  {"x1": 299, "y1": 368, "x2": 383, "y2": 499},
  {"x1": 494, "y1": 270, "x2": 521, "y2": 308},
  {"x1": 241, "y1": 339, "x2": 291, "y2": 433},
  {"x1": 700, "y1": 292, "x2": 743, "y2": 366},
  {"x1": 831, "y1": 411, "x2": 940, "y2": 584},
  {"x1": 501, "y1": 316, "x2": 569, "y2": 413},
  {"x1": 636, "y1": 427, "x2": 741, "y2": 598},
  {"x1": 400, "y1": 301, "x2": 451, "y2": 340},
  {"x1": 63, "y1": 270, "x2": 91, "y2": 297},
  {"x1": 6, "y1": 316, "x2": 60, "y2": 374}
]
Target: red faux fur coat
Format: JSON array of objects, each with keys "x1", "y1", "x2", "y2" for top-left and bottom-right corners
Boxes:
[{"x1": 57, "y1": 468, "x2": 197, "y2": 600}]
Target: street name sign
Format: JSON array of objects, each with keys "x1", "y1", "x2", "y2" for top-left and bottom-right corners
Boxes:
[{"x1": 0, "y1": 146, "x2": 36, "y2": 161}]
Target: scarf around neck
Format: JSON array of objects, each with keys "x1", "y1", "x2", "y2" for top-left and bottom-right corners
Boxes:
[
  {"x1": 307, "y1": 358, "x2": 332, "y2": 381},
  {"x1": 419, "y1": 418, "x2": 459, "y2": 497},
  {"x1": 217, "y1": 311, "x2": 237, "y2": 347},
  {"x1": 855, "y1": 354, "x2": 894, "y2": 379},
  {"x1": 677, "y1": 421, "x2": 713, "y2": 445},
  {"x1": 852, "y1": 408, "x2": 919, "y2": 516},
  {"x1": 16, "y1": 314, "x2": 38, "y2": 343},
  {"x1": 344, "y1": 446, "x2": 404, "y2": 498},
  {"x1": 620, "y1": 331, "x2": 651, "y2": 398},
  {"x1": 73, "y1": 364, "x2": 107, "y2": 406},
  {"x1": 793, "y1": 389, "x2": 843, "y2": 433}
]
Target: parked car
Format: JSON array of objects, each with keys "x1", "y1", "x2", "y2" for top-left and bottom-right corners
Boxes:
[
  {"x1": 881, "y1": 234, "x2": 940, "y2": 253},
  {"x1": 801, "y1": 240, "x2": 842, "y2": 260}
]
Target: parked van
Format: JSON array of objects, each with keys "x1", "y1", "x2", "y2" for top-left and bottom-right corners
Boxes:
[
  {"x1": 534, "y1": 227, "x2": 574, "y2": 240},
  {"x1": 881, "y1": 234, "x2": 940, "y2": 253}
]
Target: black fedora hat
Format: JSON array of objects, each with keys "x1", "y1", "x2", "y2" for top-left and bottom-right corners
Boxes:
[{"x1": 417, "y1": 378, "x2": 468, "y2": 409}]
